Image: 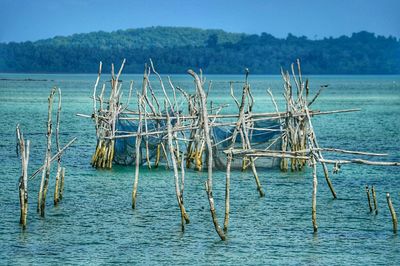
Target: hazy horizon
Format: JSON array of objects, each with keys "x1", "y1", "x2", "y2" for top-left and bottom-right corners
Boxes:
[{"x1": 1, "y1": 0, "x2": 399, "y2": 43}]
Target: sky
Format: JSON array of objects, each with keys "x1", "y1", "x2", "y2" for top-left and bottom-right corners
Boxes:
[{"x1": 0, "y1": 0, "x2": 399, "y2": 43}]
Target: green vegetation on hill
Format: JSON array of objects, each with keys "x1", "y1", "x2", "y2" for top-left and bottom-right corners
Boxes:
[{"x1": 0, "y1": 26, "x2": 399, "y2": 74}]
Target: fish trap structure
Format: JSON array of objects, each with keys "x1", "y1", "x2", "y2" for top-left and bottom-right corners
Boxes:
[{"x1": 79, "y1": 59, "x2": 400, "y2": 240}]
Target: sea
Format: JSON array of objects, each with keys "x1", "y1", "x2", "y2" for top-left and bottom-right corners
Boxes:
[{"x1": 0, "y1": 73, "x2": 399, "y2": 265}]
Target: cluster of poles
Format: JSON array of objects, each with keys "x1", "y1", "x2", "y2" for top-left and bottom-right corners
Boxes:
[
  {"x1": 78, "y1": 58, "x2": 400, "y2": 240},
  {"x1": 16, "y1": 88, "x2": 76, "y2": 229},
  {"x1": 366, "y1": 185, "x2": 398, "y2": 233}
]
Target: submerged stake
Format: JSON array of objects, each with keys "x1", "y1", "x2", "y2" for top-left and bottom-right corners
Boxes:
[
  {"x1": 372, "y1": 186, "x2": 378, "y2": 215},
  {"x1": 366, "y1": 185, "x2": 373, "y2": 212},
  {"x1": 386, "y1": 193, "x2": 398, "y2": 233}
]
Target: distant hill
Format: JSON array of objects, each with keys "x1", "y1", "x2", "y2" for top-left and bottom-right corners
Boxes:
[{"x1": 0, "y1": 26, "x2": 399, "y2": 74}]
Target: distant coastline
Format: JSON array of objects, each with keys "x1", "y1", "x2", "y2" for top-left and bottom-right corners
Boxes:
[{"x1": 1, "y1": 26, "x2": 399, "y2": 75}]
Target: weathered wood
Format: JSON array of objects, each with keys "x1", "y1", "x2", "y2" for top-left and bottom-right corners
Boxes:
[
  {"x1": 100, "y1": 108, "x2": 361, "y2": 122},
  {"x1": 317, "y1": 148, "x2": 387, "y2": 157},
  {"x1": 188, "y1": 69, "x2": 226, "y2": 241},
  {"x1": 38, "y1": 88, "x2": 56, "y2": 217},
  {"x1": 224, "y1": 150, "x2": 232, "y2": 232},
  {"x1": 241, "y1": 103, "x2": 265, "y2": 196},
  {"x1": 372, "y1": 186, "x2": 378, "y2": 214},
  {"x1": 29, "y1": 137, "x2": 77, "y2": 180},
  {"x1": 91, "y1": 60, "x2": 125, "y2": 169},
  {"x1": 366, "y1": 186, "x2": 373, "y2": 212},
  {"x1": 54, "y1": 88, "x2": 62, "y2": 205},
  {"x1": 304, "y1": 102, "x2": 337, "y2": 199},
  {"x1": 59, "y1": 167, "x2": 65, "y2": 200},
  {"x1": 319, "y1": 158, "x2": 400, "y2": 166},
  {"x1": 166, "y1": 105, "x2": 190, "y2": 230},
  {"x1": 132, "y1": 94, "x2": 143, "y2": 209},
  {"x1": 81, "y1": 59, "x2": 400, "y2": 239},
  {"x1": 386, "y1": 193, "x2": 398, "y2": 233},
  {"x1": 54, "y1": 167, "x2": 61, "y2": 206},
  {"x1": 93, "y1": 62, "x2": 102, "y2": 137},
  {"x1": 229, "y1": 78, "x2": 265, "y2": 196},
  {"x1": 16, "y1": 125, "x2": 29, "y2": 229},
  {"x1": 311, "y1": 156, "x2": 318, "y2": 233}
]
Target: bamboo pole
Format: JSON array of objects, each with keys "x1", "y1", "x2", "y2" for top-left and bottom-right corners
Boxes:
[
  {"x1": 229, "y1": 78, "x2": 265, "y2": 196},
  {"x1": 101, "y1": 108, "x2": 361, "y2": 122},
  {"x1": 16, "y1": 125, "x2": 29, "y2": 228},
  {"x1": 223, "y1": 150, "x2": 232, "y2": 232},
  {"x1": 311, "y1": 155, "x2": 318, "y2": 233},
  {"x1": 38, "y1": 88, "x2": 56, "y2": 217},
  {"x1": 319, "y1": 158, "x2": 400, "y2": 166},
  {"x1": 54, "y1": 88, "x2": 62, "y2": 205},
  {"x1": 166, "y1": 104, "x2": 190, "y2": 230},
  {"x1": 366, "y1": 186, "x2": 373, "y2": 212},
  {"x1": 188, "y1": 69, "x2": 226, "y2": 241},
  {"x1": 372, "y1": 186, "x2": 378, "y2": 214},
  {"x1": 132, "y1": 94, "x2": 143, "y2": 209},
  {"x1": 143, "y1": 102, "x2": 151, "y2": 169},
  {"x1": 108, "y1": 108, "x2": 361, "y2": 139},
  {"x1": 59, "y1": 167, "x2": 65, "y2": 200},
  {"x1": 54, "y1": 168, "x2": 61, "y2": 206},
  {"x1": 386, "y1": 193, "x2": 397, "y2": 233},
  {"x1": 304, "y1": 101, "x2": 337, "y2": 199},
  {"x1": 91, "y1": 60, "x2": 125, "y2": 169},
  {"x1": 93, "y1": 62, "x2": 102, "y2": 138},
  {"x1": 242, "y1": 117, "x2": 265, "y2": 197},
  {"x1": 29, "y1": 137, "x2": 77, "y2": 180}
]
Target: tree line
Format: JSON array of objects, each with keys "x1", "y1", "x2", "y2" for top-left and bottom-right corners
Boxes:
[{"x1": 0, "y1": 26, "x2": 399, "y2": 74}]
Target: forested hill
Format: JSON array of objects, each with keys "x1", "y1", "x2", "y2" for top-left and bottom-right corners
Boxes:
[{"x1": 0, "y1": 26, "x2": 399, "y2": 74}]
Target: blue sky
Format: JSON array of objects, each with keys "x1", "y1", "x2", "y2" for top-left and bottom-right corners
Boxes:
[{"x1": 0, "y1": 0, "x2": 399, "y2": 42}]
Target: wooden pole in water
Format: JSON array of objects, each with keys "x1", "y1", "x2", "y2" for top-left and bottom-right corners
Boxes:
[
  {"x1": 366, "y1": 185, "x2": 372, "y2": 212},
  {"x1": 132, "y1": 94, "x2": 143, "y2": 209},
  {"x1": 166, "y1": 103, "x2": 190, "y2": 230},
  {"x1": 372, "y1": 186, "x2": 378, "y2": 214},
  {"x1": 386, "y1": 193, "x2": 398, "y2": 233},
  {"x1": 230, "y1": 78, "x2": 265, "y2": 196},
  {"x1": 59, "y1": 167, "x2": 65, "y2": 200},
  {"x1": 54, "y1": 88, "x2": 62, "y2": 205},
  {"x1": 16, "y1": 125, "x2": 30, "y2": 229},
  {"x1": 303, "y1": 99, "x2": 337, "y2": 199},
  {"x1": 38, "y1": 88, "x2": 56, "y2": 217},
  {"x1": 224, "y1": 150, "x2": 232, "y2": 232},
  {"x1": 93, "y1": 61, "x2": 102, "y2": 138},
  {"x1": 188, "y1": 69, "x2": 226, "y2": 241},
  {"x1": 311, "y1": 155, "x2": 318, "y2": 233}
]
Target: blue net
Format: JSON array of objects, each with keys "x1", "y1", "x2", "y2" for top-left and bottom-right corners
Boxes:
[{"x1": 113, "y1": 116, "x2": 281, "y2": 166}]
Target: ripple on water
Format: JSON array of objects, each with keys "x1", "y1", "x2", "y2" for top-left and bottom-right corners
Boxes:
[{"x1": 1, "y1": 74, "x2": 400, "y2": 264}]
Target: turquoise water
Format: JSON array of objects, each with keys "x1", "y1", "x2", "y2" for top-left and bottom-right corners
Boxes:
[{"x1": 1, "y1": 73, "x2": 400, "y2": 265}]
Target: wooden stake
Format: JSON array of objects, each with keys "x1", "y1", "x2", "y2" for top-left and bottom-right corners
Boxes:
[
  {"x1": 59, "y1": 167, "x2": 65, "y2": 200},
  {"x1": 54, "y1": 167, "x2": 61, "y2": 205},
  {"x1": 166, "y1": 105, "x2": 190, "y2": 230},
  {"x1": 372, "y1": 186, "x2": 378, "y2": 214},
  {"x1": 16, "y1": 125, "x2": 29, "y2": 229},
  {"x1": 304, "y1": 101, "x2": 337, "y2": 199},
  {"x1": 188, "y1": 69, "x2": 226, "y2": 240},
  {"x1": 366, "y1": 185, "x2": 373, "y2": 212},
  {"x1": 132, "y1": 94, "x2": 143, "y2": 209},
  {"x1": 54, "y1": 88, "x2": 62, "y2": 205},
  {"x1": 93, "y1": 62, "x2": 102, "y2": 138},
  {"x1": 224, "y1": 150, "x2": 232, "y2": 232},
  {"x1": 386, "y1": 193, "x2": 398, "y2": 233},
  {"x1": 311, "y1": 156, "x2": 318, "y2": 233},
  {"x1": 38, "y1": 88, "x2": 56, "y2": 217}
]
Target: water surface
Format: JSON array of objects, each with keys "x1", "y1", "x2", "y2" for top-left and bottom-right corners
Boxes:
[{"x1": 0, "y1": 73, "x2": 399, "y2": 265}]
